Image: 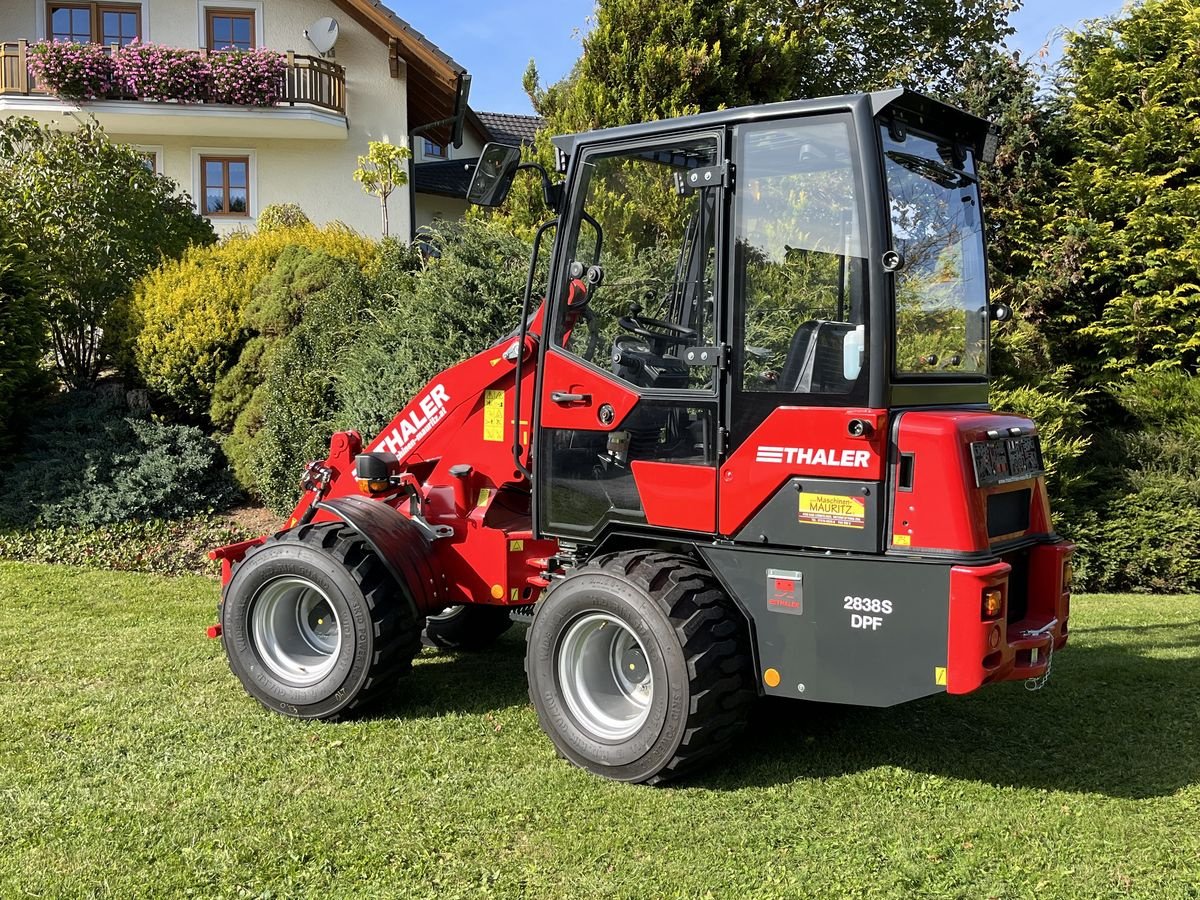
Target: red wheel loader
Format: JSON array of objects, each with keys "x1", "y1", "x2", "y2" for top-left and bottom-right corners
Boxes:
[{"x1": 210, "y1": 89, "x2": 1072, "y2": 784}]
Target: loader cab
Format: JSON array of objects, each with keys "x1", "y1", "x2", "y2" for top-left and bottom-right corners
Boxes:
[{"x1": 482, "y1": 90, "x2": 998, "y2": 544}]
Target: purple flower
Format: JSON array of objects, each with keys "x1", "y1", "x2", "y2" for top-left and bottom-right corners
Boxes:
[{"x1": 29, "y1": 41, "x2": 286, "y2": 107}]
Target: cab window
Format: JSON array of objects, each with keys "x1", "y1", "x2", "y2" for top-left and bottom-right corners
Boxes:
[
  {"x1": 734, "y1": 117, "x2": 867, "y2": 396},
  {"x1": 554, "y1": 135, "x2": 721, "y2": 392}
]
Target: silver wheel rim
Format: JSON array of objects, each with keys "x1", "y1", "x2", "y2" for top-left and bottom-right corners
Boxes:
[
  {"x1": 557, "y1": 612, "x2": 653, "y2": 741},
  {"x1": 249, "y1": 575, "x2": 342, "y2": 687}
]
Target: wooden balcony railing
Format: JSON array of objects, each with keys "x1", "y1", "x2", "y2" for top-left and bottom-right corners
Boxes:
[{"x1": 0, "y1": 41, "x2": 346, "y2": 115}]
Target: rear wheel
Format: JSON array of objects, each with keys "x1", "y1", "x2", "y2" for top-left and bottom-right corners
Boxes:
[
  {"x1": 526, "y1": 551, "x2": 755, "y2": 784},
  {"x1": 424, "y1": 604, "x2": 513, "y2": 651},
  {"x1": 220, "y1": 522, "x2": 422, "y2": 720}
]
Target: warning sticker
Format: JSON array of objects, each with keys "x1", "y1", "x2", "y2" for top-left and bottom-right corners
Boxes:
[
  {"x1": 798, "y1": 492, "x2": 866, "y2": 529},
  {"x1": 766, "y1": 568, "x2": 804, "y2": 615},
  {"x1": 934, "y1": 666, "x2": 948, "y2": 686},
  {"x1": 483, "y1": 389, "x2": 505, "y2": 442}
]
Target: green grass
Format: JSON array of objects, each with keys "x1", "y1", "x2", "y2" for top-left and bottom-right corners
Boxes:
[{"x1": 2, "y1": 561, "x2": 1198, "y2": 899}]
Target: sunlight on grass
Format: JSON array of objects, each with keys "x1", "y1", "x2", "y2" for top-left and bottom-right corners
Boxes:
[{"x1": 2, "y1": 561, "x2": 1198, "y2": 898}]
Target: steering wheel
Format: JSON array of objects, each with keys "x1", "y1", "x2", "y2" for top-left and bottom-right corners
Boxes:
[{"x1": 617, "y1": 314, "x2": 697, "y2": 347}]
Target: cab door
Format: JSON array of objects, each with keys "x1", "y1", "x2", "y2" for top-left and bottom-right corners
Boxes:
[{"x1": 535, "y1": 130, "x2": 728, "y2": 543}]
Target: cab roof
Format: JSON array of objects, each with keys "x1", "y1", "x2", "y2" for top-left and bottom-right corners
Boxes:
[{"x1": 550, "y1": 88, "x2": 997, "y2": 164}]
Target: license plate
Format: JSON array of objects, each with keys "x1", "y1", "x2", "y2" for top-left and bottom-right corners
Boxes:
[{"x1": 971, "y1": 435, "x2": 1044, "y2": 487}]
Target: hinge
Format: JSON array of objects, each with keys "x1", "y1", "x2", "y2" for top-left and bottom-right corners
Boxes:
[
  {"x1": 682, "y1": 343, "x2": 727, "y2": 368},
  {"x1": 674, "y1": 161, "x2": 733, "y2": 195},
  {"x1": 715, "y1": 426, "x2": 730, "y2": 457}
]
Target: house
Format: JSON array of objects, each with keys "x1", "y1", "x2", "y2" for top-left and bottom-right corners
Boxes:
[
  {"x1": 0, "y1": 0, "x2": 471, "y2": 238},
  {"x1": 413, "y1": 110, "x2": 543, "y2": 229}
]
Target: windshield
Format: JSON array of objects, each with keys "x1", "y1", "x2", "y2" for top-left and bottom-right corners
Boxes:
[{"x1": 881, "y1": 122, "x2": 988, "y2": 377}]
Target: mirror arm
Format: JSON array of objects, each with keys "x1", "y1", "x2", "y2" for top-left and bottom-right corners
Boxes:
[
  {"x1": 517, "y1": 162, "x2": 564, "y2": 213},
  {"x1": 511, "y1": 216, "x2": 559, "y2": 481}
]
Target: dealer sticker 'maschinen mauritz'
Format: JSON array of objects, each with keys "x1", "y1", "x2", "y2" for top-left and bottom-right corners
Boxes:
[{"x1": 798, "y1": 493, "x2": 866, "y2": 529}]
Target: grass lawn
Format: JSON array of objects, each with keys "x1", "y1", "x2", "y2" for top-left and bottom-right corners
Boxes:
[{"x1": 2, "y1": 561, "x2": 1198, "y2": 899}]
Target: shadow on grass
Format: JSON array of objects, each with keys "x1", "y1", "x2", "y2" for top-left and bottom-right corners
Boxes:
[
  {"x1": 369, "y1": 628, "x2": 1200, "y2": 799},
  {"x1": 697, "y1": 638, "x2": 1200, "y2": 799},
  {"x1": 369, "y1": 630, "x2": 532, "y2": 720}
]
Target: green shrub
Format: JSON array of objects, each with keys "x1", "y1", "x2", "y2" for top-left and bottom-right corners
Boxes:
[
  {"x1": 257, "y1": 203, "x2": 311, "y2": 232},
  {"x1": 0, "y1": 512, "x2": 262, "y2": 577},
  {"x1": 210, "y1": 247, "x2": 360, "y2": 439},
  {"x1": 0, "y1": 231, "x2": 47, "y2": 446},
  {"x1": 249, "y1": 267, "x2": 370, "y2": 511},
  {"x1": 1065, "y1": 369, "x2": 1200, "y2": 592},
  {"x1": 128, "y1": 225, "x2": 376, "y2": 417},
  {"x1": 1108, "y1": 370, "x2": 1200, "y2": 436},
  {"x1": 1, "y1": 117, "x2": 214, "y2": 388},
  {"x1": 0, "y1": 390, "x2": 237, "y2": 528},
  {"x1": 335, "y1": 220, "x2": 529, "y2": 436},
  {"x1": 1069, "y1": 469, "x2": 1200, "y2": 594},
  {"x1": 246, "y1": 221, "x2": 528, "y2": 512}
]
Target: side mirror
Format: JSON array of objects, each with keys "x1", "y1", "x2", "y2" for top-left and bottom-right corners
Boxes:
[{"x1": 467, "y1": 142, "x2": 523, "y2": 207}]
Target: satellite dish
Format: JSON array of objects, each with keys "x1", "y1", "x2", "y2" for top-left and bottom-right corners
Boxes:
[{"x1": 304, "y1": 17, "x2": 339, "y2": 56}]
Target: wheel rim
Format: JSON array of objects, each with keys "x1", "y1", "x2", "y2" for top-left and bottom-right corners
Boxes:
[
  {"x1": 557, "y1": 612, "x2": 653, "y2": 741},
  {"x1": 249, "y1": 575, "x2": 342, "y2": 687}
]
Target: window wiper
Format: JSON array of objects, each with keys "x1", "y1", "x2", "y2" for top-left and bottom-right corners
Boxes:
[{"x1": 886, "y1": 150, "x2": 977, "y2": 189}]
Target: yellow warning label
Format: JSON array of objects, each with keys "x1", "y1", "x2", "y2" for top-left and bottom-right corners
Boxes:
[
  {"x1": 798, "y1": 492, "x2": 866, "y2": 529},
  {"x1": 483, "y1": 389, "x2": 505, "y2": 442},
  {"x1": 509, "y1": 539, "x2": 524, "y2": 552},
  {"x1": 476, "y1": 488, "x2": 493, "y2": 508},
  {"x1": 893, "y1": 534, "x2": 912, "y2": 547},
  {"x1": 934, "y1": 666, "x2": 947, "y2": 686},
  {"x1": 510, "y1": 588, "x2": 520, "y2": 603}
]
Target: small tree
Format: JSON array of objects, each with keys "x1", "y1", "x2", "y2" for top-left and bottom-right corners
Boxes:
[
  {"x1": 0, "y1": 116, "x2": 214, "y2": 388},
  {"x1": 353, "y1": 140, "x2": 411, "y2": 237}
]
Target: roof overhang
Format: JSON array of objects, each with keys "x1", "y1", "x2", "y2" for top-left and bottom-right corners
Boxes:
[{"x1": 331, "y1": 0, "x2": 466, "y2": 144}]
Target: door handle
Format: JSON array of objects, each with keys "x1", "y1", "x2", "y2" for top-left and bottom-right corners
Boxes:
[{"x1": 550, "y1": 391, "x2": 591, "y2": 404}]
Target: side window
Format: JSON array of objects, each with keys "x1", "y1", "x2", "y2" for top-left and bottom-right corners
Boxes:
[
  {"x1": 734, "y1": 117, "x2": 867, "y2": 395},
  {"x1": 554, "y1": 136, "x2": 720, "y2": 391}
]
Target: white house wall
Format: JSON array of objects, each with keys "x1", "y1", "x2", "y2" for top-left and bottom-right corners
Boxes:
[{"x1": 1, "y1": 0, "x2": 415, "y2": 238}]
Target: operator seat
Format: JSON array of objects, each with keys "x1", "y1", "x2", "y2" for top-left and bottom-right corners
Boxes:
[{"x1": 776, "y1": 320, "x2": 856, "y2": 393}]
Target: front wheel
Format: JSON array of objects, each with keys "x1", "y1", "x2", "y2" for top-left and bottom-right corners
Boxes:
[
  {"x1": 525, "y1": 551, "x2": 755, "y2": 784},
  {"x1": 220, "y1": 523, "x2": 423, "y2": 720}
]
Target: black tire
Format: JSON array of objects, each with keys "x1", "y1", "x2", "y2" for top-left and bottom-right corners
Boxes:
[
  {"x1": 525, "y1": 550, "x2": 755, "y2": 784},
  {"x1": 220, "y1": 522, "x2": 422, "y2": 720},
  {"x1": 424, "y1": 604, "x2": 513, "y2": 651}
]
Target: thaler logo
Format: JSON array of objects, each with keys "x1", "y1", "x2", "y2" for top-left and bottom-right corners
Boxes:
[
  {"x1": 375, "y1": 384, "x2": 450, "y2": 457},
  {"x1": 756, "y1": 446, "x2": 871, "y2": 467}
]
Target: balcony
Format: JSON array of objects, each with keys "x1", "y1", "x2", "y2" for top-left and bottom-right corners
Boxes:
[{"x1": 0, "y1": 41, "x2": 348, "y2": 140}]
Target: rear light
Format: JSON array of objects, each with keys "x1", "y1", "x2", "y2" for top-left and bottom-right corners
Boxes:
[
  {"x1": 1063, "y1": 560, "x2": 1073, "y2": 591},
  {"x1": 982, "y1": 587, "x2": 1004, "y2": 620}
]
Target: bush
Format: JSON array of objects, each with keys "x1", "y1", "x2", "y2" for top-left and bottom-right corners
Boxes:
[
  {"x1": 1064, "y1": 370, "x2": 1200, "y2": 593},
  {"x1": 129, "y1": 225, "x2": 376, "y2": 417},
  {"x1": 258, "y1": 203, "x2": 311, "y2": 232},
  {"x1": 1, "y1": 117, "x2": 214, "y2": 388},
  {"x1": 335, "y1": 220, "x2": 530, "y2": 436},
  {"x1": 0, "y1": 512, "x2": 262, "y2": 578},
  {"x1": 220, "y1": 252, "x2": 367, "y2": 498},
  {"x1": 247, "y1": 221, "x2": 526, "y2": 512},
  {"x1": 1070, "y1": 470, "x2": 1200, "y2": 594},
  {"x1": 0, "y1": 232, "x2": 47, "y2": 446},
  {"x1": 0, "y1": 390, "x2": 237, "y2": 528}
]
